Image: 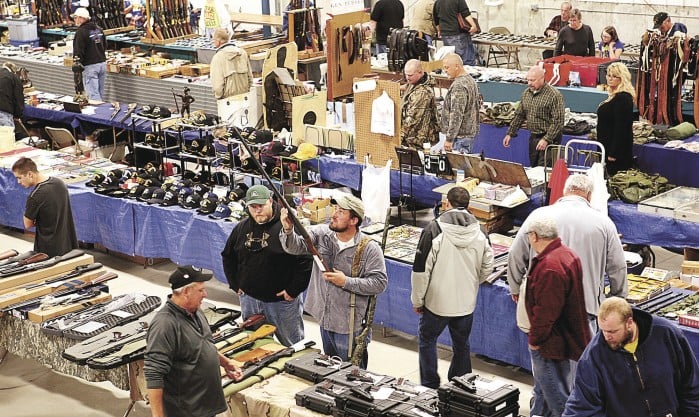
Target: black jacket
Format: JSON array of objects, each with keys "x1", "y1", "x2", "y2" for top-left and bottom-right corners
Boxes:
[
  {"x1": 0, "y1": 67, "x2": 24, "y2": 118},
  {"x1": 221, "y1": 203, "x2": 312, "y2": 302},
  {"x1": 73, "y1": 21, "x2": 106, "y2": 65}
]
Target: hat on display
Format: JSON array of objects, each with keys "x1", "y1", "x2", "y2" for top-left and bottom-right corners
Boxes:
[
  {"x1": 228, "y1": 185, "x2": 248, "y2": 202},
  {"x1": 107, "y1": 169, "x2": 124, "y2": 181},
  {"x1": 161, "y1": 190, "x2": 180, "y2": 206},
  {"x1": 146, "y1": 188, "x2": 167, "y2": 204},
  {"x1": 72, "y1": 7, "x2": 91, "y2": 19},
  {"x1": 244, "y1": 185, "x2": 272, "y2": 205},
  {"x1": 290, "y1": 143, "x2": 319, "y2": 160},
  {"x1": 177, "y1": 179, "x2": 193, "y2": 188},
  {"x1": 197, "y1": 197, "x2": 218, "y2": 214},
  {"x1": 177, "y1": 188, "x2": 193, "y2": 207},
  {"x1": 653, "y1": 12, "x2": 669, "y2": 29},
  {"x1": 182, "y1": 170, "x2": 197, "y2": 180},
  {"x1": 209, "y1": 203, "x2": 232, "y2": 220},
  {"x1": 192, "y1": 171, "x2": 210, "y2": 184},
  {"x1": 182, "y1": 193, "x2": 202, "y2": 209},
  {"x1": 192, "y1": 183, "x2": 210, "y2": 196},
  {"x1": 168, "y1": 265, "x2": 212, "y2": 290},
  {"x1": 127, "y1": 184, "x2": 147, "y2": 199},
  {"x1": 330, "y1": 194, "x2": 365, "y2": 220},
  {"x1": 250, "y1": 129, "x2": 273, "y2": 144},
  {"x1": 137, "y1": 186, "x2": 158, "y2": 202},
  {"x1": 86, "y1": 173, "x2": 106, "y2": 187},
  {"x1": 212, "y1": 172, "x2": 230, "y2": 186},
  {"x1": 106, "y1": 188, "x2": 129, "y2": 198}
]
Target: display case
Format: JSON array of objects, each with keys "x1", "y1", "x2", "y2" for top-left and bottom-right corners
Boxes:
[{"x1": 638, "y1": 186, "x2": 699, "y2": 217}]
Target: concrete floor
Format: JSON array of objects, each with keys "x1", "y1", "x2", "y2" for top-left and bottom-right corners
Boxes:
[{"x1": 0, "y1": 224, "x2": 685, "y2": 417}]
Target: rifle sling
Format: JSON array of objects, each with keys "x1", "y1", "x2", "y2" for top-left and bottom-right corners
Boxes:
[{"x1": 347, "y1": 237, "x2": 371, "y2": 361}]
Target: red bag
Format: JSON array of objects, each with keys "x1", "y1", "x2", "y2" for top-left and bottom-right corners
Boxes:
[
  {"x1": 570, "y1": 57, "x2": 614, "y2": 87},
  {"x1": 537, "y1": 55, "x2": 585, "y2": 86}
]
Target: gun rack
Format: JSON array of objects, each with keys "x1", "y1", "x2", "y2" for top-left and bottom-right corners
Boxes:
[
  {"x1": 142, "y1": 0, "x2": 194, "y2": 43},
  {"x1": 285, "y1": 3, "x2": 324, "y2": 59}
]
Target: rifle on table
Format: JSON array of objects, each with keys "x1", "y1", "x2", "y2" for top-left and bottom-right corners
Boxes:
[
  {"x1": 222, "y1": 340, "x2": 315, "y2": 386},
  {"x1": 0, "y1": 249, "x2": 84, "y2": 278},
  {"x1": 219, "y1": 324, "x2": 276, "y2": 355},
  {"x1": 233, "y1": 128, "x2": 331, "y2": 272},
  {"x1": 0, "y1": 250, "x2": 18, "y2": 261},
  {"x1": 119, "y1": 103, "x2": 138, "y2": 123},
  {"x1": 0, "y1": 252, "x2": 48, "y2": 274},
  {"x1": 38, "y1": 290, "x2": 103, "y2": 310},
  {"x1": 0, "y1": 250, "x2": 34, "y2": 268},
  {"x1": 109, "y1": 102, "x2": 121, "y2": 120},
  {"x1": 23, "y1": 263, "x2": 103, "y2": 291}
]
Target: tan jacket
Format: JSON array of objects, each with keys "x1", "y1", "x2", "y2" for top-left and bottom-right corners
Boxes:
[
  {"x1": 410, "y1": 0, "x2": 437, "y2": 37},
  {"x1": 210, "y1": 43, "x2": 253, "y2": 99}
]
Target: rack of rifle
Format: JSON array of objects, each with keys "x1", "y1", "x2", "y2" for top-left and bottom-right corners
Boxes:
[
  {"x1": 143, "y1": 0, "x2": 194, "y2": 43},
  {"x1": 637, "y1": 31, "x2": 699, "y2": 127},
  {"x1": 34, "y1": 0, "x2": 71, "y2": 27},
  {"x1": 87, "y1": 0, "x2": 131, "y2": 32}
]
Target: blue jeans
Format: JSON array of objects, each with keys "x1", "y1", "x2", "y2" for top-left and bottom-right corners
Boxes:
[
  {"x1": 418, "y1": 308, "x2": 473, "y2": 389},
  {"x1": 320, "y1": 327, "x2": 370, "y2": 369},
  {"x1": 0, "y1": 111, "x2": 14, "y2": 127},
  {"x1": 82, "y1": 62, "x2": 106, "y2": 101},
  {"x1": 240, "y1": 293, "x2": 304, "y2": 347},
  {"x1": 451, "y1": 138, "x2": 474, "y2": 153},
  {"x1": 442, "y1": 33, "x2": 477, "y2": 66},
  {"x1": 530, "y1": 348, "x2": 573, "y2": 417}
]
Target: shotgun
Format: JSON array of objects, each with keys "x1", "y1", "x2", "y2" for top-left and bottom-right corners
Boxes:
[
  {"x1": 0, "y1": 249, "x2": 83, "y2": 278},
  {"x1": 109, "y1": 102, "x2": 121, "y2": 120},
  {"x1": 23, "y1": 263, "x2": 103, "y2": 290},
  {"x1": 119, "y1": 103, "x2": 138, "y2": 123},
  {"x1": 233, "y1": 128, "x2": 331, "y2": 272},
  {"x1": 222, "y1": 340, "x2": 316, "y2": 386},
  {"x1": 0, "y1": 249, "x2": 18, "y2": 261}
]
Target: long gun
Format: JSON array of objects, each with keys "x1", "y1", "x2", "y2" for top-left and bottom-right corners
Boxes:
[
  {"x1": 233, "y1": 128, "x2": 331, "y2": 272},
  {"x1": 171, "y1": 89, "x2": 181, "y2": 114},
  {"x1": 219, "y1": 324, "x2": 277, "y2": 355},
  {"x1": 0, "y1": 252, "x2": 49, "y2": 274},
  {"x1": 23, "y1": 263, "x2": 103, "y2": 290},
  {"x1": 109, "y1": 102, "x2": 121, "y2": 121},
  {"x1": 222, "y1": 340, "x2": 315, "y2": 386},
  {"x1": 0, "y1": 250, "x2": 36, "y2": 268},
  {"x1": 0, "y1": 249, "x2": 83, "y2": 278},
  {"x1": 5, "y1": 271, "x2": 118, "y2": 313},
  {"x1": 0, "y1": 250, "x2": 18, "y2": 261},
  {"x1": 119, "y1": 103, "x2": 138, "y2": 123}
]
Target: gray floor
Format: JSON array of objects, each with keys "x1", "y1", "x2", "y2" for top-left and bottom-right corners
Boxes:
[{"x1": 0, "y1": 224, "x2": 685, "y2": 417}]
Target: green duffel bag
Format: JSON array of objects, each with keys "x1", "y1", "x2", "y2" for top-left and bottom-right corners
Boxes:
[{"x1": 665, "y1": 122, "x2": 697, "y2": 140}]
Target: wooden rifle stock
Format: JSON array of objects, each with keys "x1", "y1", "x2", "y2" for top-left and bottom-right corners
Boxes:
[
  {"x1": 234, "y1": 129, "x2": 331, "y2": 272},
  {"x1": 0, "y1": 250, "x2": 19, "y2": 262},
  {"x1": 0, "y1": 250, "x2": 35, "y2": 268},
  {"x1": 219, "y1": 324, "x2": 276, "y2": 355},
  {"x1": 0, "y1": 252, "x2": 49, "y2": 273},
  {"x1": 224, "y1": 340, "x2": 315, "y2": 385}
]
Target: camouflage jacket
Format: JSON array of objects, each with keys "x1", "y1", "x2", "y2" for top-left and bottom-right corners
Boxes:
[{"x1": 401, "y1": 73, "x2": 440, "y2": 148}]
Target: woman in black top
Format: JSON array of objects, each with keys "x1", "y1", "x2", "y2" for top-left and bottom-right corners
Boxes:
[{"x1": 597, "y1": 62, "x2": 636, "y2": 176}]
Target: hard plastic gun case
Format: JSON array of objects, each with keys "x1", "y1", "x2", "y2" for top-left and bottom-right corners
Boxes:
[
  {"x1": 437, "y1": 374, "x2": 519, "y2": 416},
  {"x1": 284, "y1": 351, "x2": 352, "y2": 383},
  {"x1": 384, "y1": 389, "x2": 439, "y2": 417},
  {"x1": 295, "y1": 380, "x2": 351, "y2": 414},
  {"x1": 333, "y1": 388, "x2": 411, "y2": 417}
]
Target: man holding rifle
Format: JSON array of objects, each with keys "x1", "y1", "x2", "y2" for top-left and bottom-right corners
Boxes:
[
  {"x1": 280, "y1": 194, "x2": 388, "y2": 369},
  {"x1": 12, "y1": 157, "x2": 78, "y2": 258}
]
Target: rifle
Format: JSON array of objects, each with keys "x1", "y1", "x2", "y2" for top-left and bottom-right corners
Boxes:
[
  {"x1": 144, "y1": 0, "x2": 159, "y2": 39},
  {"x1": 0, "y1": 252, "x2": 49, "y2": 274},
  {"x1": 0, "y1": 250, "x2": 18, "y2": 261},
  {"x1": 23, "y1": 263, "x2": 104, "y2": 291},
  {"x1": 119, "y1": 103, "x2": 138, "y2": 123},
  {"x1": 0, "y1": 250, "x2": 35, "y2": 268},
  {"x1": 219, "y1": 324, "x2": 277, "y2": 355},
  {"x1": 3, "y1": 271, "x2": 117, "y2": 314},
  {"x1": 0, "y1": 249, "x2": 83, "y2": 278},
  {"x1": 109, "y1": 102, "x2": 121, "y2": 121},
  {"x1": 233, "y1": 128, "x2": 331, "y2": 272},
  {"x1": 171, "y1": 89, "x2": 181, "y2": 114},
  {"x1": 222, "y1": 340, "x2": 315, "y2": 386},
  {"x1": 38, "y1": 289, "x2": 103, "y2": 310}
]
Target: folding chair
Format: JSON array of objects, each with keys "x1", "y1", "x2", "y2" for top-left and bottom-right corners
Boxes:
[
  {"x1": 45, "y1": 127, "x2": 84, "y2": 155},
  {"x1": 486, "y1": 27, "x2": 521, "y2": 70}
]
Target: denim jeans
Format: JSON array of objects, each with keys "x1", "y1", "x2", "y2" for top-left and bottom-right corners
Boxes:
[
  {"x1": 82, "y1": 62, "x2": 107, "y2": 101},
  {"x1": 529, "y1": 348, "x2": 573, "y2": 417},
  {"x1": 319, "y1": 327, "x2": 370, "y2": 369},
  {"x1": 0, "y1": 111, "x2": 14, "y2": 127},
  {"x1": 418, "y1": 308, "x2": 473, "y2": 389},
  {"x1": 239, "y1": 293, "x2": 304, "y2": 347},
  {"x1": 442, "y1": 33, "x2": 477, "y2": 66},
  {"x1": 451, "y1": 138, "x2": 474, "y2": 153}
]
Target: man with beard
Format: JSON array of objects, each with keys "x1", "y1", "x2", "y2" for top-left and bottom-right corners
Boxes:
[
  {"x1": 564, "y1": 297, "x2": 699, "y2": 417},
  {"x1": 280, "y1": 194, "x2": 387, "y2": 369},
  {"x1": 221, "y1": 185, "x2": 312, "y2": 346}
]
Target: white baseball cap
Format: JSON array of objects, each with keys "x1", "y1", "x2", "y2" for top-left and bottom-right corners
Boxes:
[{"x1": 72, "y1": 7, "x2": 91, "y2": 19}]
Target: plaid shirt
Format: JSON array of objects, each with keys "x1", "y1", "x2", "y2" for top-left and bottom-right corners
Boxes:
[
  {"x1": 441, "y1": 74, "x2": 480, "y2": 142},
  {"x1": 507, "y1": 83, "x2": 564, "y2": 144}
]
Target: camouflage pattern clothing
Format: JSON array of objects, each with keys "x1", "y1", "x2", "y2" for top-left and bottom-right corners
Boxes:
[
  {"x1": 401, "y1": 73, "x2": 440, "y2": 148},
  {"x1": 441, "y1": 73, "x2": 480, "y2": 144}
]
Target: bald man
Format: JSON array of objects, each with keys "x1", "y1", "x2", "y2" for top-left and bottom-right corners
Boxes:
[
  {"x1": 503, "y1": 66, "x2": 564, "y2": 167},
  {"x1": 401, "y1": 59, "x2": 440, "y2": 149},
  {"x1": 440, "y1": 54, "x2": 480, "y2": 153}
]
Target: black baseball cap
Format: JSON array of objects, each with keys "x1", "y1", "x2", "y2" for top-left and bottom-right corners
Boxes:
[
  {"x1": 169, "y1": 265, "x2": 212, "y2": 290},
  {"x1": 138, "y1": 186, "x2": 158, "y2": 202},
  {"x1": 161, "y1": 190, "x2": 180, "y2": 206},
  {"x1": 146, "y1": 188, "x2": 167, "y2": 204},
  {"x1": 182, "y1": 193, "x2": 202, "y2": 209},
  {"x1": 127, "y1": 184, "x2": 147, "y2": 199}
]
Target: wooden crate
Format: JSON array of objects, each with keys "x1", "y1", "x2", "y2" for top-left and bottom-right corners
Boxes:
[
  {"x1": 180, "y1": 63, "x2": 210, "y2": 76},
  {"x1": 140, "y1": 65, "x2": 180, "y2": 79}
]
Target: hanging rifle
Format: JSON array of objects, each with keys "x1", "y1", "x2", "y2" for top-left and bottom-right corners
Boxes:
[
  {"x1": 144, "y1": 0, "x2": 158, "y2": 39},
  {"x1": 233, "y1": 128, "x2": 331, "y2": 272},
  {"x1": 0, "y1": 249, "x2": 83, "y2": 278},
  {"x1": 0, "y1": 250, "x2": 18, "y2": 261},
  {"x1": 222, "y1": 340, "x2": 315, "y2": 386}
]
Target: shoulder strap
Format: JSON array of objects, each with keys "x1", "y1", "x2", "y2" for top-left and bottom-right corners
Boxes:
[{"x1": 348, "y1": 237, "x2": 372, "y2": 358}]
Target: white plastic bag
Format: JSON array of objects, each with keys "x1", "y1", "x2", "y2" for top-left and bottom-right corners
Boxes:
[{"x1": 361, "y1": 158, "x2": 391, "y2": 224}]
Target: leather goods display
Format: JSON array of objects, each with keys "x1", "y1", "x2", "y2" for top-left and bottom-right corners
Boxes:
[
  {"x1": 41, "y1": 294, "x2": 162, "y2": 339},
  {"x1": 457, "y1": 13, "x2": 481, "y2": 34},
  {"x1": 437, "y1": 374, "x2": 520, "y2": 417},
  {"x1": 62, "y1": 311, "x2": 156, "y2": 364},
  {"x1": 386, "y1": 28, "x2": 429, "y2": 72},
  {"x1": 284, "y1": 351, "x2": 353, "y2": 383},
  {"x1": 569, "y1": 57, "x2": 613, "y2": 87}
]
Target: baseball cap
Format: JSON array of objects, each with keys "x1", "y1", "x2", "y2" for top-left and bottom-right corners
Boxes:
[
  {"x1": 209, "y1": 203, "x2": 232, "y2": 220},
  {"x1": 192, "y1": 183, "x2": 210, "y2": 196},
  {"x1": 290, "y1": 142, "x2": 318, "y2": 160},
  {"x1": 168, "y1": 265, "x2": 212, "y2": 290},
  {"x1": 182, "y1": 193, "x2": 202, "y2": 209},
  {"x1": 161, "y1": 190, "x2": 180, "y2": 206},
  {"x1": 331, "y1": 194, "x2": 365, "y2": 220},
  {"x1": 245, "y1": 185, "x2": 272, "y2": 205},
  {"x1": 86, "y1": 173, "x2": 105, "y2": 187},
  {"x1": 127, "y1": 184, "x2": 147, "y2": 199},
  {"x1": 653, "y1": 12, "x2": 669, "y2": 29},
  {"x1": 72, "y1": 7, "x2": 91, "y2": 19},
  {"x1": 146, "y1": 188, "x2": 167, "y2": 204},
  {"x1": 197, "y1": 197, "x2": 218, "y2": 214}
]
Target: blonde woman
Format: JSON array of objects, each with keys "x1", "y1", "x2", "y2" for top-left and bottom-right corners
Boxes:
[{"x1": 597, "y1": 62, "x2": 636, "y2": 175}]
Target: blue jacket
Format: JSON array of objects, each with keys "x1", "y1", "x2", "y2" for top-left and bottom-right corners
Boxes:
[{"x1": 563, "y1": 308, "x2": 699, "y2": 417}]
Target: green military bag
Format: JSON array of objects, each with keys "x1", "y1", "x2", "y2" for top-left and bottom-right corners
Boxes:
[
  {"x1": 607, "y1": 169, "x2": 673, "y2": 204},
  {"x1": 665, "y1": 122, "x2": 697, "y2": 141}
]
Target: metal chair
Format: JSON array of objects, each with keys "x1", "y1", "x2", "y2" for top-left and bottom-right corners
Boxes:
[
  {"x1": 45, "y1": 127, "x2": 84, "y2": 155},
  {"x1": 486, "y1": 27, "x2": 521, "y2": 70}
]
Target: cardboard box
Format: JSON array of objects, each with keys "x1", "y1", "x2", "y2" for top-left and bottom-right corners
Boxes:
[
  {"x1": 301, "y1": 198, "x2": 332, "y2": 224},
  {"x1": 140, "y1": 65, "x2": 179, "y2": 79},
  {"x1": 27, "y1": 292, "x2": 111, "y2": 323},
  {"x1": 180, "y1": 63, "x2": 210, "y2": 76},
  {"x1": 682, "y1": 261, "x2": 699, "y2": 276}
]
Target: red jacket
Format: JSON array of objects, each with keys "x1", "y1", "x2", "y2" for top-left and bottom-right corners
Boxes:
[{"x1": 526, "y1": 238, "x2": 591, "y2": 360}]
